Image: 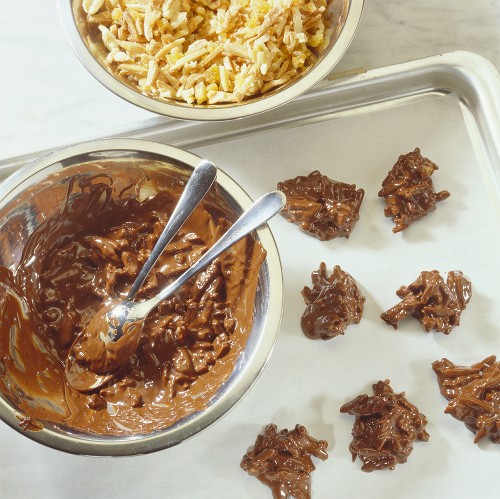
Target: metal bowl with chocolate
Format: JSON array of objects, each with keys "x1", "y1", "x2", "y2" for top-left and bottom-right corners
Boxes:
[
  {"x1": 58, "y1": 0, "x2": 364, "y2": 120},
  {"x1": 0, "y1": 138, "x2": 283, "y2": 456}
]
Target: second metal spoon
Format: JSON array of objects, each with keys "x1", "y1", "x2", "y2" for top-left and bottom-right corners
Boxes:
[{"x1": 127, "y1": 159, "x2": 217, "y2": 300}]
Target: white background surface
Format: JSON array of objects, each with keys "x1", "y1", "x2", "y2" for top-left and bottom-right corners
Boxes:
[
  {"x1": 0, "y1": 1, "x2": 500, "y2": 498},
  {"x1": 0, "y1": 0, "x2": 499, "y2": 159}
]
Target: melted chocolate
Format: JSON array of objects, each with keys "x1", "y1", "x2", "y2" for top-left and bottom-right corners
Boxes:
[
  {"x1": 340, "y1": 380, "x2": 429, "y2": 472},
  {"x1": 0, "y1": 174, "x2": 266, "y2": 435},
  {"x1": 241, "y1": 423, "x2": 328, "y2": 499},
  {"x1": 378, "y1": 148, "x2": 450, "y2": 233},
  {"x1": 381, "y1": 270, "x2": 471, "y2": 334},
  {"x1": 301, "y1": 263, "x2": 365, "y2": 340},
  {"x1": 432, "y1": 356, "x2": 500, "y2": 443},
  {"x1": 277, "y1": 170, "x2": 364, "y2": 240}
]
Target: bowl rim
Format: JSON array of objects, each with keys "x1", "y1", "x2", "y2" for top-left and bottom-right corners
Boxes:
[
  {"x1": 0, "y1": 138, "x2": 284, "y2": 456},
  {"x1": 57, "y1": 0, "x2": 365, "y2": 121}
]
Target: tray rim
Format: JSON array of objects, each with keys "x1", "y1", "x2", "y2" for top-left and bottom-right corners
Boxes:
[{"x1": 1, "y1": 51, "x2": 499, "y2": 183}]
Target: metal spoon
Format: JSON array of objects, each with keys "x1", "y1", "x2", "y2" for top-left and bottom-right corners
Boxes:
[
  {"x1": 127, "y1": 158, "x2": 217, "y2": 301},
  {"x1": 65, "y1": 190, "x2": 286, "y2": 392},
  {"x1": 63, "y1": 158, "x2": 216, "y2": 391}
]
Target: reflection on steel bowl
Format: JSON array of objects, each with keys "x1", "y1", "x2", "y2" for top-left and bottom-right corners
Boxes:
[
  {"x1": 0, "y1": 139, "x2": 283, "y2": 456},
  {"x1": 58, "y1": 0, "x2": 364, "y2": 119}
]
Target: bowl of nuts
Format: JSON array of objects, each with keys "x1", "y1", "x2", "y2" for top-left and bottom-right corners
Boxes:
[{"x1": 58, "y1": 0, "x2": 364, "y2": 120}]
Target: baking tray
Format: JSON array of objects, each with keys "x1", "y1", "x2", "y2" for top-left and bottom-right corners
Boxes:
[{"x1": 1, "y1": 51, "x2": 500, "y2": 498}]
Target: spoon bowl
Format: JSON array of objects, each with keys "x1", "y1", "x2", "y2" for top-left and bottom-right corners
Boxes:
[{"x1": 65, "y1": 302, "x2": 141, "y2": 392}]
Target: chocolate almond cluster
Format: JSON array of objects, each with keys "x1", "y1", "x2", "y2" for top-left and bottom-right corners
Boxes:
[
  {"x1": 241, "y1": 423, "x2": 328, "y2": 499},
  {"x1": 432, "y1": 356, "x2": 500, "y2": 443},
  {"x1": 340, "y1": 380, "x2": 429, "y2": 472},
  {"x1": 301, "y1": 263, "x2": 365, "y2": 340},
  {"x1": 381, "y1": 270, "x2": 472, "y2": 334},
  {"x1": 378, "y1": 147, "x2": 450, "y2": 233},
  {"x1": 278, "y1": 170, "x2": 364, "y2": 240}
]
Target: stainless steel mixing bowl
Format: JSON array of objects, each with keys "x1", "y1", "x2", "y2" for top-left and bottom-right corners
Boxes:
[
  {"x1": 0, "y1": 138, "x2": 283, "y2": 456},
  {"x1": 58, "y1": 0, "x2": 364, "y2": 120}
]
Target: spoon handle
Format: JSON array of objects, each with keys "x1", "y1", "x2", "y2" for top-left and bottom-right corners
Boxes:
[
  {"x1": 130, "y1": 190, "x2": 286, "y2": 319},
  {"x1": 126, "y1": 159, "x2": 217, "y2": 300}
]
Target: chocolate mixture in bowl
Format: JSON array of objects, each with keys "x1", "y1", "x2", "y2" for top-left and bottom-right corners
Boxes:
[{"x1": 0, "y1": 173, "x2": 266, "y2": 436}]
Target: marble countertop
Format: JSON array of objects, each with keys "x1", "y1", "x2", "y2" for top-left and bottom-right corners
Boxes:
[
  {"x1": 0, "y1": 0, "x2": 499, "y2": 160},
  {"x1": 0, "y1": 2, "x2": 499, "y2": 498}
]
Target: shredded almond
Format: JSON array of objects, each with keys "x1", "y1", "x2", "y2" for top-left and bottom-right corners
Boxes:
[{"x1": 81, "y1": 0, "x2": 338, "y2": 105}]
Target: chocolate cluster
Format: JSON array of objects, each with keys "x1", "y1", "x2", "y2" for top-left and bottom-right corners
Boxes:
[
  {"x1": 277, "y1": 170, "x2": 364, "y2": 240},
  {"x1": 432, "y1": 356, "x2": 500, "y2": 443},
  {"x1": 301, "y1": 263, "x2": 365, "y2": 340},
  {"x1": 340, "y1": 380, "x2": 429, "y2": 472},
  {"x1": 381, "y1": 270, "x2": 472, "y2": 334},
  {"x1": 378, "y1": 148, "x2": 450, "y2": 233},
  {"x1": 241, "y1": 423, "x2": 328, "y2": 499}
]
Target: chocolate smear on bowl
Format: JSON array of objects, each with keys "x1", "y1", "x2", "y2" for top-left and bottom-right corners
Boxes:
[{"x1": 17, "y1": 415, "x2": 43, "y2": 432}]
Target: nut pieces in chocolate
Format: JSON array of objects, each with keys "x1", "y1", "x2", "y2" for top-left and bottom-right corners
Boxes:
[
  {"x1": 301, "y1": 263, "x2": 365, "y2": 340},
  {"x1": 241, "y1": 423, "x2": 328, "y2": 499},
  {"x1": 277, "y1": 170, "x2": 364, "y2": 240},
  {"x1": 340, "y1": 380, "x2": 430, "y2": 472},
  {"x1": 81, "y1": 0, "x2": 334, "y2": 104},
  {"x1": 381, "y1": 270, "x2": 472, "y2": 334},
  {"x1": 432, "y1": 356, "x2": 500, "y2": 444},
  {"x1": 378, "y1": 148, "x2": 450, "y2": 233}
]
